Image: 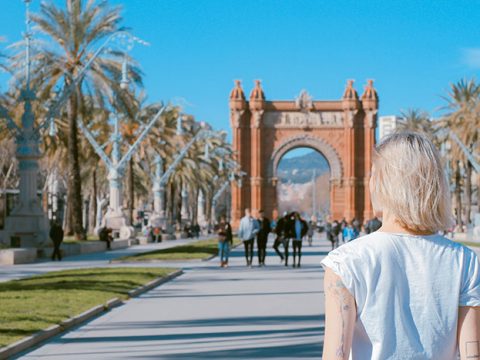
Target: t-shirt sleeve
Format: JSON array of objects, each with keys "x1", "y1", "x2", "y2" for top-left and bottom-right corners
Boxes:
[
  {"x1": 321, "y1": 247, "x2": 359, "y2": 300},
  {"x1": 459, "y1": 248, "x2": 480, "y2": 307}
]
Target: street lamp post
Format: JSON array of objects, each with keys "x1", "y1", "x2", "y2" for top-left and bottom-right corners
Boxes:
[
  {"x1": 0, "y1": 1, "x2": 146, "y2": 247},
  {"x1": 78, "y1": 79, "x2": 167, "y2": 239},
  {"x1": 148, "y1": 123, "x2": 223, "y2": 229}
]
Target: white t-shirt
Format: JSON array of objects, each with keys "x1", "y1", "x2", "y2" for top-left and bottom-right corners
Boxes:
[{"x1": 321, "y1": 232, "x2": 480, "y2": 360}]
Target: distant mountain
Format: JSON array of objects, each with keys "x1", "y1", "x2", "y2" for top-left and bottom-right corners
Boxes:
[{"x1": 277, "y1": 151, "x2": 329, "y2": 184}]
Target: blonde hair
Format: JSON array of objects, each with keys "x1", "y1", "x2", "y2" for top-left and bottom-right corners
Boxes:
[{"x1": 371, "y1": 132, "x2": 453, "y2": 233}]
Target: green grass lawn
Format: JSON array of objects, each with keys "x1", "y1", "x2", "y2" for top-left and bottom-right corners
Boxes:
[
  {"x1": 117, "y1": 237, "x2": 241, "y2": 262},
  {"x1": 63, "y1": 235, "x2": 100, "y2": 244},
  {"x1": 0, "y1": 267, "x2": 175, "y2": 348}
]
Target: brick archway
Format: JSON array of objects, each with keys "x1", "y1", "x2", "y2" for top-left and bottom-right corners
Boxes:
[
  {"x1": 229, "y1": 79, "x2": 378, "y2": 227},
  {"x1": 268, "y1": 134, "x2": 342, "y2": 181}
]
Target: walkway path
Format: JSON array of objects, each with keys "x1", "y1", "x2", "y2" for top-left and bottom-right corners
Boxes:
[
  {"x1": 0, "y1": 236, "x2": 208, "y2": 283},
  {"x1": 18, "y1": 237, "x2": 328, "y2": 359}
]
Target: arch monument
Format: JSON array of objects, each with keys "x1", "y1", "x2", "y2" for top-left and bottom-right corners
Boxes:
[{"x1": 229, "y1": 79, "x2": 379, "y2": 228}]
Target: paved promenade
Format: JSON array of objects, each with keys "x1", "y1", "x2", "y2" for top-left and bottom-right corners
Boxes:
[
  {"x1": 0, "y1": 237, "x2": 208, "y2": 283},
  {"x1": 18, "y1": 237, "x2": 328, "y2": 359}
]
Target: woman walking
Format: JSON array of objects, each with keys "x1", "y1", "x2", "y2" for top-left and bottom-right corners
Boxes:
[
  {"x1": 217, "y1": 216, "x2": 232, "y2": 268},
  {"x1": 321, "y1": 132, "x2": 480, "y2": 359}
]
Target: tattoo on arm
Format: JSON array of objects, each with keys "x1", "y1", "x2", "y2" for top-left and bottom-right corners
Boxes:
[
  {"x1": 466, "y1": 341, "x2": 480, "y2": 358},
  {"x1": 326, "y1": 278, "x2": 351, "y2": 358}
]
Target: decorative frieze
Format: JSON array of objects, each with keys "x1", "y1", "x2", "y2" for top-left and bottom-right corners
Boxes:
[{"x1": 263, "y1": 111, "x2": 344, "y2": 128}]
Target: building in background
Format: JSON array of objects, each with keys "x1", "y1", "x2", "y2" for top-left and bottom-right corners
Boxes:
[{"x1": 378, "y1": 115, "x2": 403, "y2": 140}]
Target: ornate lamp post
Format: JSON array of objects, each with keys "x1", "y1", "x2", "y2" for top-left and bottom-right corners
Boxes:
[
  {"x1": 148, "y1": 121, "x2": 224, "y2": 229},
  {"x1": 0, "y1": 1, "x2": 148, "y2": 247},
  {"x1": 78, "y1": 57, "x2": 166, "y2": 239}
]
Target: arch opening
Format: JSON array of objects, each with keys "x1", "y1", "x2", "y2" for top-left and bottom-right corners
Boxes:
[{"x1": 276, "y1": 147, "x2": 331, "y2": 220}]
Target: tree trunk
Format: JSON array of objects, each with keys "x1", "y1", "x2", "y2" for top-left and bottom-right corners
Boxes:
[
  {"x1": 454, "y1": 161, "x2": 462, "y2": 228},
  {"x1": 478, "y1": 173, "x2": 480, "y2": 215},
  {"x1": 175, "y1": 179, "x2": 182, "y2": 230},
  {"x1": 205, "y1": 192, "x2": 212, "y2": 225},
  {"x1": 191, "y1": 187, "x2": 199, "y2": 225},
  {"x1": 64, "y1": 188, "x2": 72, "y2": 235},
  {"x1": 465, "y1": 161, "x2": 472, "y2": 225},
  {"x1": 127, "y1": 157, "x2": 134, "y2": 225},
  {"x1": 167, "y1": 182, "x2": 174, "y2": 230},
  {"x1": 66, "y1": 87, "x2": 85, "y2": 240},
  {"x1": 90, "y1": 167, "x2": 97, "y2": 232}
]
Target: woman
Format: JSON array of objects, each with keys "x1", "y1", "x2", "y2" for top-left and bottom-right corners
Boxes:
[
  {"x1": 217, "y1": 216, "x2": 232, "y2": 268},
  {"x1": 321, "y1": 132, "x2": 480, "y2": 360}
]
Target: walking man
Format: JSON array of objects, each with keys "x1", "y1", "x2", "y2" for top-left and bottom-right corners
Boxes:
[
  {"x1": 284, "y1": 212, "x2": 296, "y2": 266},
  {"x1": 292, "y1": 212, "x2": 308, "y2": 268},
  {"x1": 273, "y1": 212, "x2": 288, "y2": 263},
  {"x1": 49, "y1": 220, "x2": 64, "y2": 261},
  {"x1": 238, "y1": 208, "x2": 259, "y2": 267},
  {"x1": 256, "y1": 210, "x2": 271, "y2": 266}
]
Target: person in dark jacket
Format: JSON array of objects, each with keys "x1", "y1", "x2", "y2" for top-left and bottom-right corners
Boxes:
[
  {"x1": 49, "y1": 220, "x2": 64, "y2": 261},
  {"x1": 273, "y1": 212, "x2": 287, "y2": 263},
  {"x1": 217, "y1": 216, "x2": 233, "y2": 267},
  {"x1": 291, "y1": 212, "x2": 308, "y2": 267},
  {"x1": 99, "y1": 227, "x2": 113, "y2": 250},
  {"x1": 367, "y1": 216, "x2": 382, "y2": 233},
  {"x1": 256, "y1": 210, "x2": 271, "y2": 266},
  {"x1": 283, "y1": 212, "x2": 297, "y2": 266}
]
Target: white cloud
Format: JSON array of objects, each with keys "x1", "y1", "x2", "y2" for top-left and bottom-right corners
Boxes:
[{"x1": 462, "y1": 48, "x2": 480, "y2": 69}]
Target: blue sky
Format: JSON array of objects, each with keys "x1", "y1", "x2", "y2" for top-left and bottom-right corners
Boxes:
[{"x1": 1, "y1": 0, "x2": 479, "y2": 137}]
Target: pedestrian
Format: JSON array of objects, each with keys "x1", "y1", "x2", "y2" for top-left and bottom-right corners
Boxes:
[
  {"x1": 49, "y1": 220, "x2": 64, "y2": 261},
  {"x1": 307, "y1": 216, "x2": 315, "y2": 246},
  {"x1": 340, "y1": 217, "x2": 347, "y2": 243},
  {"x1": 153, "y1": 226, "x2": 162, "y2": 242},
  {"x1": 282, "y1": 212, "x2": 297, "y2": 266},
  {"x1": 238, "y1": 208, "x2": 259, "y2": 267},
  {"x1": 256, "y1": 210, "x2": 271, "y2": 266},
  {"x1": 369, "y1": 216, "x2": 382, "y2": 233},
  {"x1": 217, "y1": 216, "x2": 232, "y2": 267},
  {"x1": 342, "y1": 222, "x2": 355, "y2": 242},
  {"x1": 325, "y1": 220, "x2": 334, "y2": 250},
  {"x1": 352, "y1": 217, "x2": 361, "y2": 235},
  {"x1": 99, "y1": 226, "x2": 113, "y2": 250},
  {"x1": 272, "y1": 212, "x2": 287, "y2": 263},
  {"x1": 292, "y1": 212, "x2": 308, "y2": 268},
  {"x1": 193, "y1": 223, "x2": 200, "y2": 238},
  {"x1": 330, "y1": 220, "x2": 340, "y2": 248},
  {"x1": 321, "y1": 132, "x2": 480, "y2": 359}
]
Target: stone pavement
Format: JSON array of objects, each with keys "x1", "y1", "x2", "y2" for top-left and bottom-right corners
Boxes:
[
  {"x1": 17, "y1": 236, "x2": 328, "y2": 359},
  {"x1": 0, "y1": 236, "x2": 208, "y2": 283}
]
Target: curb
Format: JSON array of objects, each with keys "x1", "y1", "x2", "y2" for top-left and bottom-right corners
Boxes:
[
  {"x1": 127, "y1": 270, "x2": 183, "y2": 298},
  {"x1": 201, "y1": 253, "x2": 217, "y2": 261},
  {"x1": 0, "y1": 269, "x2": 183, "y2": 360}
]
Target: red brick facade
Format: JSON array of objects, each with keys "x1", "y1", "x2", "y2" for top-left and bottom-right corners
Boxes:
[{"x1": 229, "y1": 79, "x2": 378, "y2": 227}]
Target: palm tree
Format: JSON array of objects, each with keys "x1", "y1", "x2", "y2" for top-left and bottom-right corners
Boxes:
[
  {"x1": 11, "y1": 0, "x2": 142, "y2": 239},
  {"x1": 441, "y1": 78, "x2": 480, "y2": 226},
  {"x1": 397, "y1": 109, "x2": 436, "y2": 138}
]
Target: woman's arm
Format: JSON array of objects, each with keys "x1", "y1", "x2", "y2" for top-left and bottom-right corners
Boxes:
[
  {"x1": 322, "y1": 267, "x2": 356, "y2": 360},
  {"x1": 458, "y1": 306, "x2": 480, "y2": 360}
]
